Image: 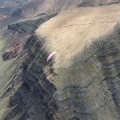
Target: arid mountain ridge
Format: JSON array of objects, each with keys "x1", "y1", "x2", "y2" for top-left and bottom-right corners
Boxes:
[
  {"x1": 0, "y1": 0, "x2": 120, "y2": 120},
  {"x1": 1, "y1": 0, "x2": 120, "y2": 18}
]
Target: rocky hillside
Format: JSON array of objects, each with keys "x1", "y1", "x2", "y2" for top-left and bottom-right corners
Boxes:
[
  {"x1": 36, "y1": 4, "x2": 120, "y2": 120},
  {"x1": 2, "y1": 13, "x2": 57, "y2": 61},
  {"x1": 0, "y1": 3, "x2": 120, "y2": 120},
  {"x1": 0, "y1": 0, "x2": 120, "y2": 28},
  {"x1": 1, "y1": 0, "x2": 120, "y2": 18},
  {"x1": 0, "y1": 0, "x2": 120, "y2": 120}
]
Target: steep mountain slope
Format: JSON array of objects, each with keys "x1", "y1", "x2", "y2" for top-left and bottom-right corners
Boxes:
[
  {"x1": 0, "y1": 0, "x2": 120, "y2": 27},
  {"x1": 2, "y1": 14, "x2": 57, "y2": 61},
  {"x1": 0, "y1": 0, "x2": 120, "y2": 120},
  {"x1": 0, "y1": 3, "x2": 120, "y2": 120},
  {"x1": 0, "y1": 0, "x2": 120, "y2": 20},
  {"x1": 21, "y1": 0, "x2": 120, "y2": 17},
  {"x1": 36, "y1": 4, "x2": 120, "y2": 120}
]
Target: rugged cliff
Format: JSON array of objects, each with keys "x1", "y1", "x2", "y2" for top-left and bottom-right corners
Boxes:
[
  {"x1": 2, "y1": 13, "x2": 57, "y2": 61},
  {"x1": 0, "y1": 35, "x2": 58, "y2": 120},
  {"x1": 0, "y1": 3, "x2": 120, "y2": 120},
  {"x1": 36, "y1": 4, "x2": 120, "y2": 120},
  {"x1": 0, "y1": 0, "x2": 120, "y2": 120}
]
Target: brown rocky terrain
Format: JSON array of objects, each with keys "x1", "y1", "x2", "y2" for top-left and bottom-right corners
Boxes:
[{"x1": 0, "y1": 0, "x2": 120, "y2": 120}]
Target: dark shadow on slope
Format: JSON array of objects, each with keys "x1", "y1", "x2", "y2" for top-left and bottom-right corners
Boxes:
[{"x1": 2, "y1": 35, "x2": 58, "y2": 120}]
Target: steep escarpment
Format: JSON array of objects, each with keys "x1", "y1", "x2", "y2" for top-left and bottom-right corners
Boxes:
[
  {"x1": 2, "y1": 13, "x2": 57, "y2": 61},
  {"x1": 1, "y1": 35, "x2": 58, "y2": 120},
  {"x1": 35, "y1": 4, "x2": 120, "y2": 120},
  {"x1": 1, "y1": 2, "x2": 120, "y2": 120}
]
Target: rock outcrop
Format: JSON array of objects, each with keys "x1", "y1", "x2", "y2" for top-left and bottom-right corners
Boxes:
[
  {"x1": 2, "y1": 13, "x2": 57, "y2": 61},
  {"x1": 1, "y1": 35, "x2": 58, "y2": 120}
]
